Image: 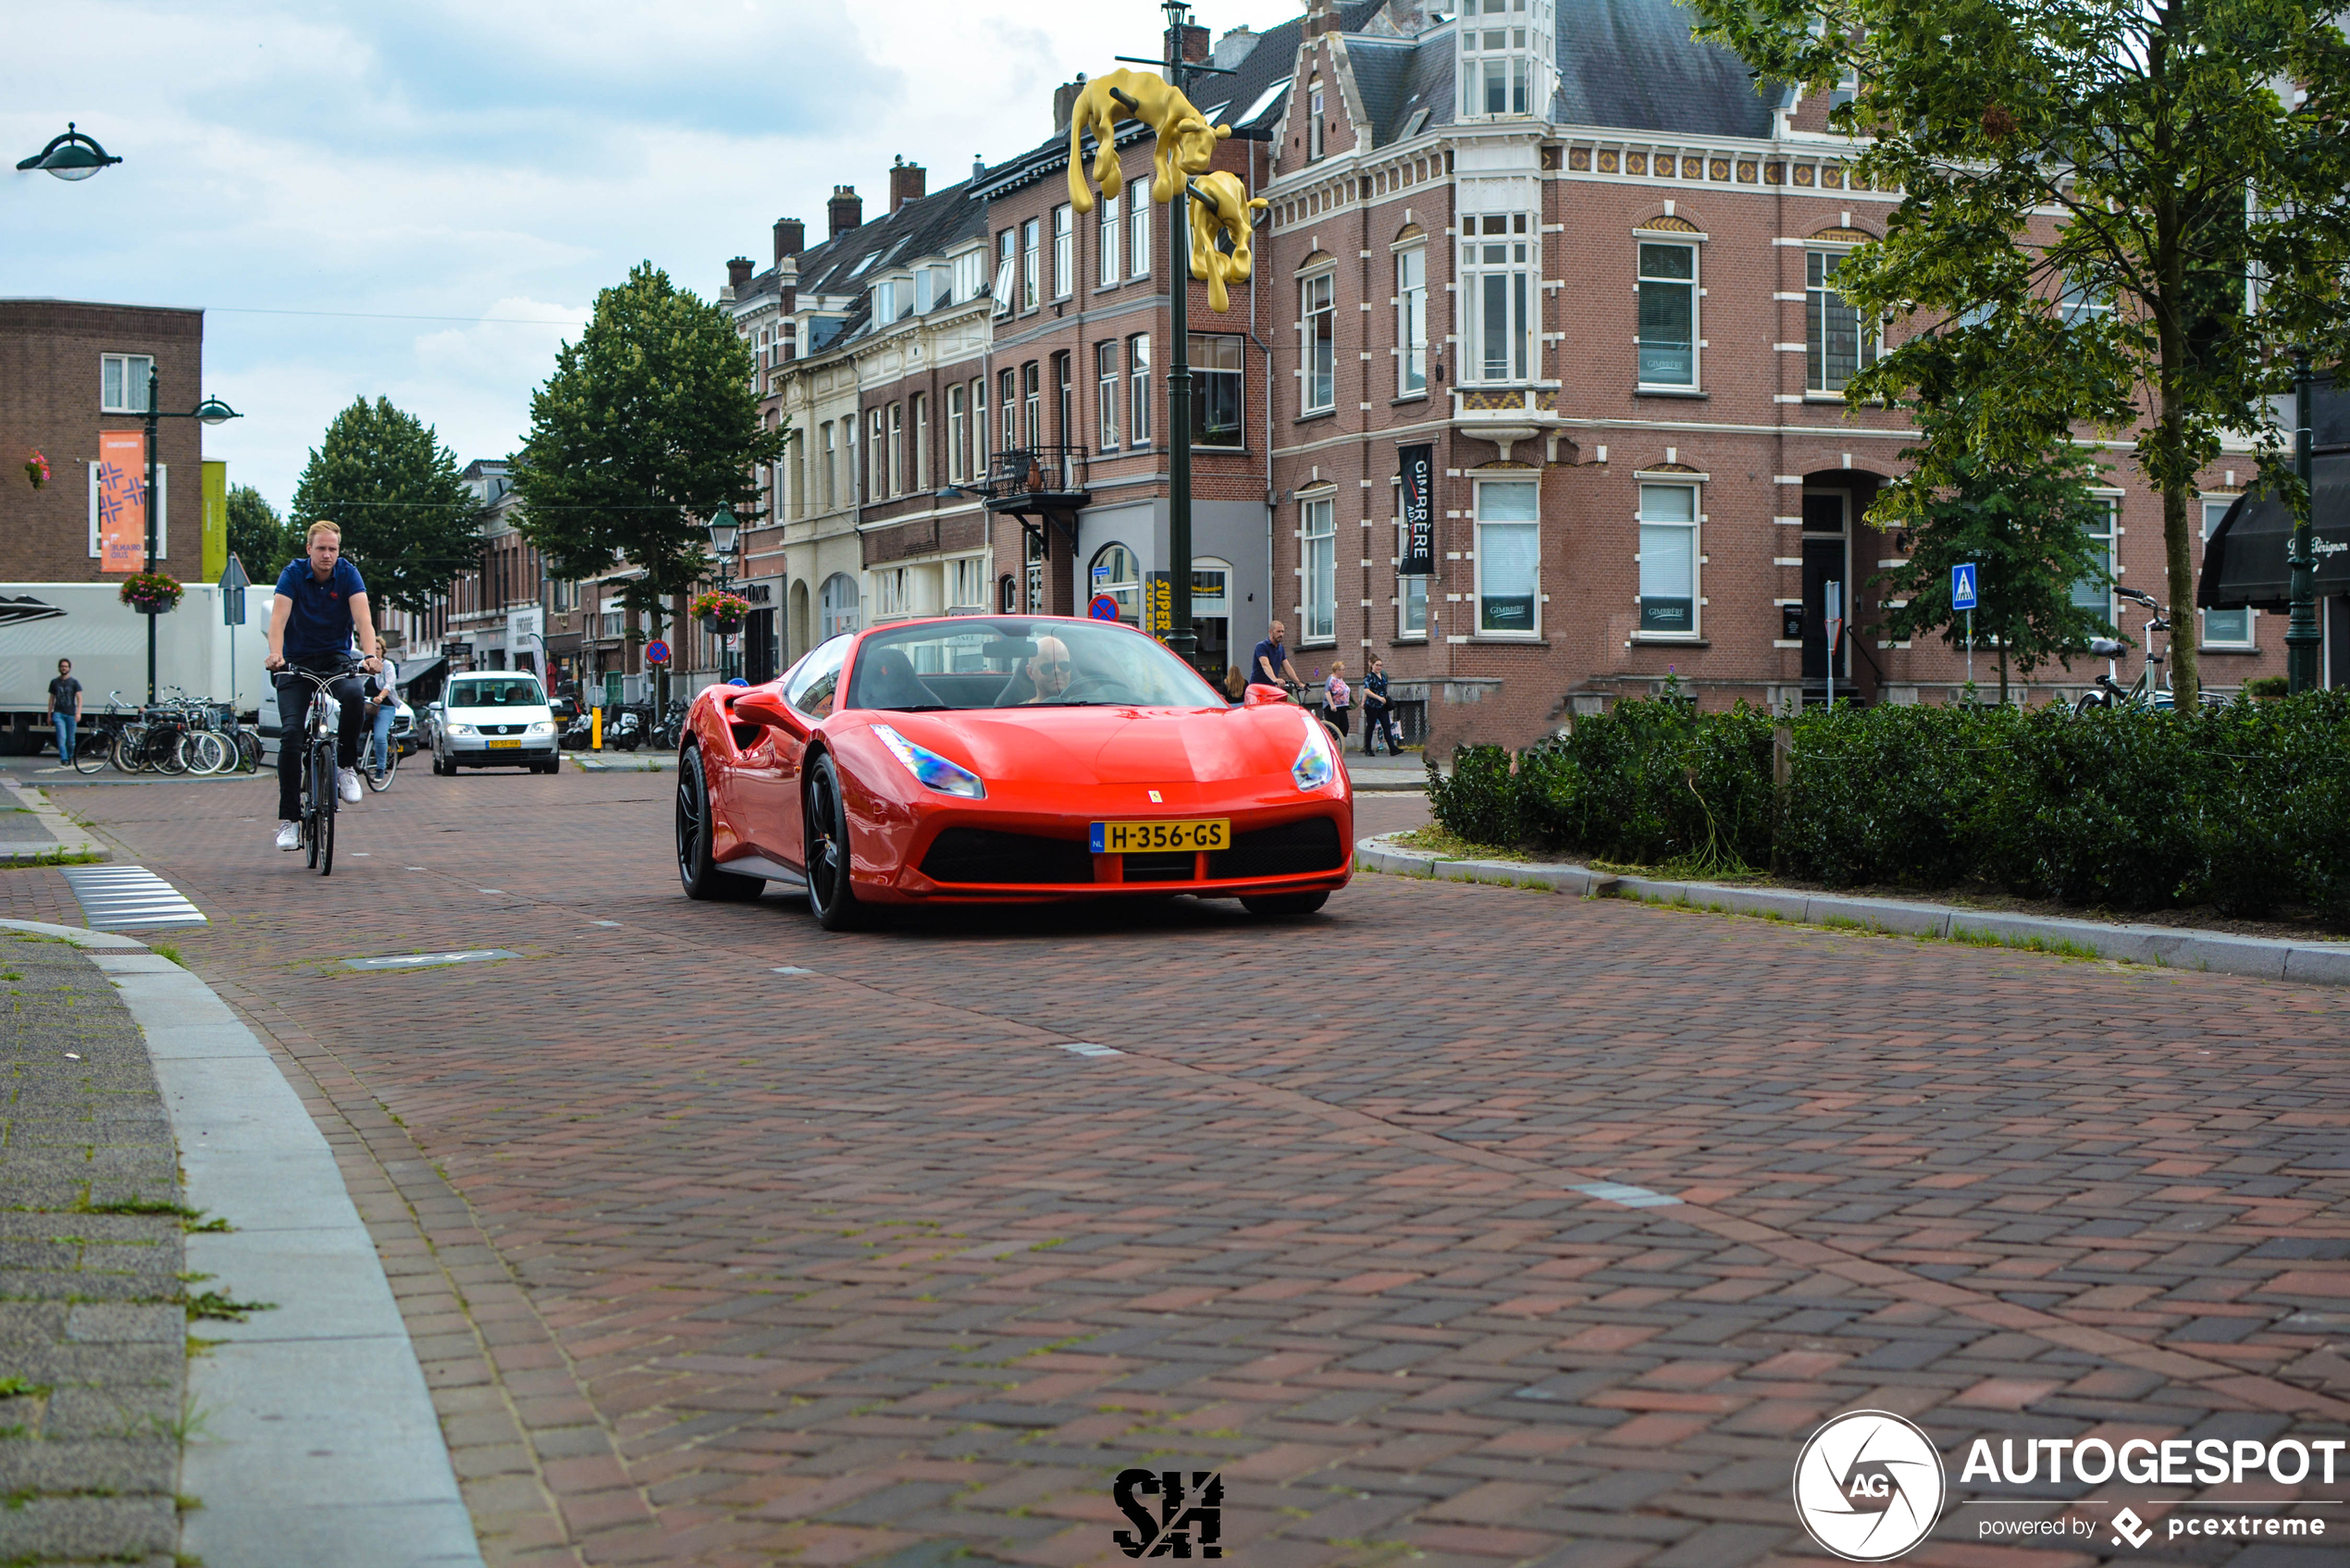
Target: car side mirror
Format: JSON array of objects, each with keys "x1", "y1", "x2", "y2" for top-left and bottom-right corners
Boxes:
[
  {"x1": 1243, "y1": 683, "x2": 1289, "y2": 707},
  {"x1": 732, "y1": 688, "x2": 806, "y2": 735}
]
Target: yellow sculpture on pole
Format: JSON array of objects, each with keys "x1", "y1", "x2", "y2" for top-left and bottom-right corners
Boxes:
[{"x1": 1064, "y1": 68, "x2": 1261, "y2": 315}]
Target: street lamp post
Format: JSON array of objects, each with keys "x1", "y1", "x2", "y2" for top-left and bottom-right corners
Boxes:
[
  {"x1": 2285, "y1": 352, "x2": 2321, "y2": 696},
  {"x1": 16, "y1": 124, "x2": 120, "y2": 182},
  {"x1": 708, "y1": 505, "x2": 741, "y2": 685},
  {"x1": 1160, "y1": 0, "x2": 1201, "y2": 672},
  {"x1": 141, "y1": 365, "x2": 240, "y2": 702}
]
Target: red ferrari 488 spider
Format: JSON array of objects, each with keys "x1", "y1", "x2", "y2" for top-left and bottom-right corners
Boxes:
[{"x1": 674, "y1": 615, "x2": 1354, "y2": 928}]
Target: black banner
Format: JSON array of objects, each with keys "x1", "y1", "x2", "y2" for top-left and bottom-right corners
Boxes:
[{"x1": 1399, "y1": 444, "x2": 1435, "y2": 576}]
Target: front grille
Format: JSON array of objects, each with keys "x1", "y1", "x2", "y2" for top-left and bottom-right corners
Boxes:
[
  {"x1": 482, "y1": 722, "x2": 526, "y2": 736},
  {"x1": 921, "y1": 827, "x2": 1095, "y2": 885},
  {"x1": 1123, "y1": 851, "x2": 1195, "y2": 883},
  {"x1": 1207, "y1": 817, "x2": 1346, "y2": 880}
]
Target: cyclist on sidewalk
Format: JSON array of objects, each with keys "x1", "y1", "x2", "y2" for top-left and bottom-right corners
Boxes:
[{"x1": 264, "y1": 521, "x2": 380, "y2": 851}]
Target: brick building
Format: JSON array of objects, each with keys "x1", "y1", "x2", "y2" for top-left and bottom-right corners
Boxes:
[{"x1": 0, "y1": 300, "x2": 206, "y2": 584}]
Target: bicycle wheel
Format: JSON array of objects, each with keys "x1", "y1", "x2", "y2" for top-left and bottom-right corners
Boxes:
[
  {"x1": 180, "y1": 731, "x2": 229, "y2": 775},
  {"x1": 309, "y1": 740, "x2": 334, "y2": 872},
  {"x1": 152, "y1": 727, "x2": 188, "y2": 775},
  {"x1": 234, "y1": 727, "x2": 263, "y2": 772},
  {"x1": 72, "y1": 728, "x2": 110, "y2": 774},
  {"x1": 110, "y1": 724, "x2": 142, "y2": 773},
  {"x1": 365, "y1": 738, "x2": 397, "y2": 792}
]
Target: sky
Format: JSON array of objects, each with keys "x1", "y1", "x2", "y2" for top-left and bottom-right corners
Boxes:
[{"x1": 5, "y1": 0, "x2": 1304, "y2": 512}]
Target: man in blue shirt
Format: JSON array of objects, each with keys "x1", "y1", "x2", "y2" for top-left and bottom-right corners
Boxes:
[
  {"x1": 1250, "y1": 619, "x2": 1302, "y2": 691},
  {"x1": 264, "y1": 521, "x2": 380, "y2": 850}
]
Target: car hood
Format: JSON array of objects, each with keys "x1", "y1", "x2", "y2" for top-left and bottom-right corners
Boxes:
[{"x1": 865, "y1": 705, "x2": 1311, "y2": 786}]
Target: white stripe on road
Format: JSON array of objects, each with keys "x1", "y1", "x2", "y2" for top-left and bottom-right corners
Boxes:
[{"x1": 57, "y1": 866, "x2": 207, "y2": 931}]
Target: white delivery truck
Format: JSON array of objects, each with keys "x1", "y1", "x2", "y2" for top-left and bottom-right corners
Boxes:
[{"x1": 0, "y1": 583, "x2": 274, "y2": 753}]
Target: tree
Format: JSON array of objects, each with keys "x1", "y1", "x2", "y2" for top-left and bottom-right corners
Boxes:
[
  {"x1": 1869, "y1": 336, "x2": 2119, "y2": 704},
  {"x1": 289, "y1": 398, "x2": 486, "y2": 616},
  {"x1": 1688, "y1": 0, "x2": 2350, "y2": 709},
  {"x1": 510, "y1": 263, "x2": 784, "y2": 648},
  {"x1": 225, "y1": 484, "x2": 297, "y2": 579}
]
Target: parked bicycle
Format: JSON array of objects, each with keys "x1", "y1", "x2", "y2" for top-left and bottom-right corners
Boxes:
[{"x1": 2074, "y1": 588, "x2": 2171, "y2": 714}]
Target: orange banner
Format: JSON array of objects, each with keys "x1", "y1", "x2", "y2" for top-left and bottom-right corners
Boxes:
[{"x1": 97, "y1": 430, "x2": 144, "y2": 574}]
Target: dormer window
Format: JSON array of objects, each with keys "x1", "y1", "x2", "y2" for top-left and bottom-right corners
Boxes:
[
  {"x1": 1458, "y1": 0, "x2": 1552, "y2": 120},
  {"x1": 874, "y1": 279, "x2": 898, "y2": 323}
]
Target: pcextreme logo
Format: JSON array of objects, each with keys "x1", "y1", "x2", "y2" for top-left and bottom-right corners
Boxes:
[{"x1": 1792, "y1": 1411, "x2": 1948, "y2": 1562}]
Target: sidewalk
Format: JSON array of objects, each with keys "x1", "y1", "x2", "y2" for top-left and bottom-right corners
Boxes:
[{"x1": 0, "y1": 780, "x2": 107, "y2": 863}]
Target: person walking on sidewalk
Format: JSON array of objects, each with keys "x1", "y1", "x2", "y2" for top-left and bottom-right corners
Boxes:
[
  {"x1": 46, "y1": 659, "x2": 80, "y2": 763},
  {"x1": 1323, "y1": 661, "x2": 1353, "y2": 744},
  {"x1": 1361, "y1": 655, "x2": 1401, "y2": 756},
  {"x1": 264, "y1": 522, "x2": 380, "y2": 851}
]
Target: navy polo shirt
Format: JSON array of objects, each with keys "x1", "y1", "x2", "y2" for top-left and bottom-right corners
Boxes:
[
  {"x1": 276, "y1": 557, "x2": 367, "y2": 658},
  {"x1": 1250, "y1": 638, "x2": 1288, "y2": 685}
]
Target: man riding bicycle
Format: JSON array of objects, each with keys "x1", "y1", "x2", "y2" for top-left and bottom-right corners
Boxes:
[{"x1": 264, "y1": 521, "x2": 380, "y2": 851}]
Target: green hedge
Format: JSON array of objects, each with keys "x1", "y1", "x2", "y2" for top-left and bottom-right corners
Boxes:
[{"x1": 1424, "y1": 692, "x2": 2350, "y2": 920}]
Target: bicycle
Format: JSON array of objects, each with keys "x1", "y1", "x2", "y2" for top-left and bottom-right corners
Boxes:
[
  {"x1": 364, "y1": 694, "x2": 400, "y2": 793},
  {"x1": 2074, "y1": 588, "x2": 2171, "y2": 714},
  {"x1": 278, "y1": 659, "x2": 363, "y2": 876}
]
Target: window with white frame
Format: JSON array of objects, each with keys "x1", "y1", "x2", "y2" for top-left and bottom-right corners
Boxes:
[
  {"x1": 100, "y1": 354, "x2": 154, "y2": 414},
  {"x1": 1308, "y1": 82, "x2": 1326, "y2": 160},
  {"x1": 1396, "y1": 242, "x2": 1428, "y2": 395},
  {"x1": 1021, "y1": 218, "x2": 1040, "y2": 309},
  {"x1": 1301, "y1": 496, "x2": 1336, "y2": 643},
  {"x1": 1477, "y1": 478, "x2": 1540, "y2": 635},
  {"x1": 1098, "y1": 194, "x2": 1120, "y2": 286},
  {"x1": 2202, "y1": 498, "x2": 2252, "y2": 646},
  {"x1": 1096, "y1": 341, "x2": 1119, "y2": 451},
  {"x1": 1300, "y1": 271, "x2": 1336, "y2": 414},
  {"x1": 971, "y1": 377, "x2": 988, "y2": 470},
  {"x1": 1638, "y1": 242, "x2": 1698, "y2": 387},
  {"x1": 912, "y1": 393, "x2": 930, "y2": 492},
  {"x1": 1021, "y1": 361, "x2": 1041, "y2": 450},
  {"x1": 1191, "y1": 334, "x2": 1243, "y2": 447},
  {"x1": 2072, "y1": 498, "x2": 2118, "y2": 620},
  {"x1": 994, "y1": 229, "x2": 1016, "y2": 315},
  {"x1": 1052, "y1": 205, "x2": 1073, "y2": 298},
  {"x1": 1806, "y1": 251, "x2": 1877, "y2": 392},
  {"x1": 1459, "y1": 0, "x2": 1542, "y2": 117},
  {"x1": 954, "y1": 247, "x2": 984, "y2": 305},
  {"x1": 1130, "y1": 195, "x2": 1150, "y2": 278},
  {"x1": 1638, "y1": 484, "x2": 1699, "y2": 636},
  {"x1": 946, "y1": 386, "x2": 966, "y2": 481},
  {"x1": 822, "y1": 573, "x2": 860, "y2": 638},
  {"x1": 886, "y1": 402, "x2": 904, "y2": 497},
  {"x1": 872, "y1": 566, "x2": 910, "y2": 619},
  {"x1": 867, "y1": 409, "x2": 884, "y2": 500},
  {"x1": 913, "y1": 266, "x2": 940, "y2": 314},
  {"x1": 1462, "y1": 215, "x2": 1533, "y2": 382},
  {"x1": 999, "y1": 369, "x2": 1018, "y2": 454},
  {"x1": 948, "y1": 556, "x2": 987, "y2": 611},
  {"x1": 874, "y1": 278, "x2": 901, "y2": 324},
  {"x1": 1129, "y1": 334, "x2": 1151, "y2": 445},
  {"x1": 821, "y1": 422, "x2": 836, "y2": 509}
]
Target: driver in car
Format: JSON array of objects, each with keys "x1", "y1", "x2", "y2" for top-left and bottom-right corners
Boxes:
[{"x1": 1021, "y1": 636, "x2": 1075, "y2": 704}]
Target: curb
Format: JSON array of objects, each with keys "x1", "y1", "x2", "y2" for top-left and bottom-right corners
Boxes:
[
  {"x1": 0, "y1": 780, "x2": 108, "y2": 861},
  {"x1": 571, "y1": 753, "x2": 674, "y2": 772},
  {"x1": 0, "y1": 919, "x2": 484, "y2": 1566},
  {"x1": 1354, "y1": 835, "x2": 2350, "y2": 986}
]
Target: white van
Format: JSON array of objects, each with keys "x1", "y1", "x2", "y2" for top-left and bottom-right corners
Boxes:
[{"x1": 428, "y1": 673, "x2": 560, "y2": 774}]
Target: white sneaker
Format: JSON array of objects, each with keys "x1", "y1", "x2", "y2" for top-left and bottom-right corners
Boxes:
[
  {"x1": 276, "y1": 821, "x2": 302, "y2": 851},
  {"x1": 337, "y1": 767, "x2": 363, "y2": 804}
]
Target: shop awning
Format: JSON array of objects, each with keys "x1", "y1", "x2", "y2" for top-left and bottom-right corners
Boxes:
[{"x1": 2197, "y1": 452, "x2": 2350, "y2": 611}]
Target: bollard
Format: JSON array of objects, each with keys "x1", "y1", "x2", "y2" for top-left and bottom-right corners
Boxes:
[{"x1": 592, "y1": 707, "x2": 602, "y2": 750}]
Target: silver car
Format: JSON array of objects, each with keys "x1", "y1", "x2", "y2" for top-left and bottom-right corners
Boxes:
[{"x1": 428, "y1": 673, "x2": 561, "y2": 774}]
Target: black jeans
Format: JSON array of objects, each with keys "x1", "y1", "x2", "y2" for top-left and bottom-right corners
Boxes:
[
  {"x1": 276, "y1": 661, "x2": 365, "y2": 821},
  {"x1": 1362, "y1": 704, "x2": 1400, "y2": 754},
  {"x1": 1326, "y1": 706, "x2": 1350, "y2": 738}
]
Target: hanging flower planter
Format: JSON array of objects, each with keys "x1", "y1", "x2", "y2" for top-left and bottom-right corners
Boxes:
[
  {"x1": 692, "y1": 589, "x2": 749, "y2": 634},
  {"x1": 24, "y1": 450, "x2": 50, "y2": 490},
  {"x1": 119, "y1": 571, "x2": 183, "y2": 614}
]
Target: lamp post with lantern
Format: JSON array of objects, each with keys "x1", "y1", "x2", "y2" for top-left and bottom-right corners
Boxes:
[
  {"x1": 15, "y1": 124, "x2": 120, "y2": 182},
  {"x1": 139, "y1": 365, "x2": 240, "y2": 701},
  {"x1": 707, "y1": 505, "x2": 741, "y2": 685}
]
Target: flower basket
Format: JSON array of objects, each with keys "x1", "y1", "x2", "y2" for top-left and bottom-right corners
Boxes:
[
  {"x1": 119, "y1": 571, "x2": 183, "y2": 614},
  {"x1": 24, "y1": 450, "x2": 49, "y2": 490},
  {"x1": 691, "y1": 590, "x2": 749, "y2": 634}
]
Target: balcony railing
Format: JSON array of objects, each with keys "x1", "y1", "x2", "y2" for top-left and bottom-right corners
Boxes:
[{"x1": 979, "y1": 445, "x2": 1090, "y2": 507}]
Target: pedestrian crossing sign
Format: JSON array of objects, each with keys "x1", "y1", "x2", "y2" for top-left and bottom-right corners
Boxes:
[{"x1": 1951, "y1": 562, "x2": 1979, "y2": 611}]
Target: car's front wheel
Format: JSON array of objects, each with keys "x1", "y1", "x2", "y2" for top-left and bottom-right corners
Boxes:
[
  {"x1": 676, "y1": 747, "x2": 764, "y2": 902},
  {"x1": 802, "y1": 752, "x2": 872, "y2": 932}
]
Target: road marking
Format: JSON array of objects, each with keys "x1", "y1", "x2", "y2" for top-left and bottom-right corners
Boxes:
[
  {"x1": 592, "y1": 920, "x2": 622, "y2": 928},
  {"x1": 1059, "y1": 1042, "x2": 1122, "y2": 1058},
  {"x1": 58, "y1": 865, "x2": 206, "y2": 930},
  {"x1": 343, "y1": 949, "x2": 518, "y2": 970},
  {"x1": 1566, "y1": 1179, "x2": 1682, "y2": 1208},
  {"x1": 478, "y1": 888, "x2": 504, "y2": 894},
  {"x1": 771, "y1": 966, "x2": 816, "y2": 976}
]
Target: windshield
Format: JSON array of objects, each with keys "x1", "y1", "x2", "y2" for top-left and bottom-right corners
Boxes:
[
  {"x1": 845, "y1": 620, "x2": 1224, "y2": 711},
  {"x1": 445, "y1": 676, "x2": 547, "y2": 709}
]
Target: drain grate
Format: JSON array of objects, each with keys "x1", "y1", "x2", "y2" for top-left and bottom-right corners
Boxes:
[{"x1": 58, "y1": 865, "x2": 207, "y2": 931}]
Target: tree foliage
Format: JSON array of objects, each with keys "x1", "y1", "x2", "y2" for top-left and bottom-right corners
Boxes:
[
  {"x1": 289, "y1": 398, "x2": 486, "y2": 616},
  {"x1": 1688, "y1": 0, "x2": 2350, "y2": 708},
  {"x1": 1869, "y1": 323, "x2": 2119, "y2": 703},
  {"x1": 225, "y1": 484, "x2": 298, "y2": 580},
  {"x1": 510, "y1": 263, "x2": 784, "y2": 622}
]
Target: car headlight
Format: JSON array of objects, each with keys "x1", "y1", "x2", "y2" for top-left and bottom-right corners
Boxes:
[
  {"x1": 526, "y1": 721, "x2": 555, "y2": 736},
  {"x1": 448, "y1": 723, "x2": 476, "y2": 737},
  {"x1": 872, "y1": 723, "x2": 986, "y2": 798},
  {"x1": 1292, "y1": 711, "x2": 1337, "y2": 791}
]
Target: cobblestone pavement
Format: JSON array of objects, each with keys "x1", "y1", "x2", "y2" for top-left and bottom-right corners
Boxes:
[
  {"x1": 0, "y1": 931, "x2": 186, "y2": 1567},
  {"x1": 11, "y1": 772, "x2": 2349, "y2": 1568}
]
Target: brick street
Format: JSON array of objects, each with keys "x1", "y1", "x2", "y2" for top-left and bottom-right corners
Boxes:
[{"x1": 12, "y1": 771, "x2": 2349, "y2": 1568}]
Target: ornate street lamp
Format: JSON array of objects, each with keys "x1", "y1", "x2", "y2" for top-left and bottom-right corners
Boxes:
[
  {"x1": 139, "y1": 366, "x2": 241, "y2": 699},
  {"x1": 17, "y1": 124, "x2": 121, "y2": 182},
  {"x1": 707, "y1": 505, "x2": 740, "y2": 684}
]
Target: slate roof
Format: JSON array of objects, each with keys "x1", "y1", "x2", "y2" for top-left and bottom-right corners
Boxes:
[{"x1": 736, "y1": 174, "x2": 988, "y2": 360}]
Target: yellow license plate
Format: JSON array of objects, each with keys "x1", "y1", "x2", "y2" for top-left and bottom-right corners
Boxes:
[
  {"x1": 1090, "y1": 819, "x2": 1230, "y2": 854},
  {"x1": 486, "y1": 738, "x2": 521, "y2": 748}
]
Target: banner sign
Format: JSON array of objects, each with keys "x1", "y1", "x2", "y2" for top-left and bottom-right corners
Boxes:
[
  {"x1": 97, "y1": 431, "x2": 144, "y2": 573},
  {"x1": 202, "y1": 460, "x2": 228, "y2": 582},
  {"x1": 1145, "y1": 572, "x2": 1173, "y2": 640},
  {"x1": 1398, "y1": 443, "x2": 1435, "y2": 576}
]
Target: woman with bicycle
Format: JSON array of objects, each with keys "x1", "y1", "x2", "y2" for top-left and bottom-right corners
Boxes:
[
  {"x1": 264, "y1": 522, "x2": 380, "y2": 851},
  {"x1": 365, "y1": 647, "x2": 402, "y2": 784}
]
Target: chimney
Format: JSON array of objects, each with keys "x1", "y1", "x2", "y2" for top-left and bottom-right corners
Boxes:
[
  {"x1": 726, "y1": 256, "x2": 753, "y2": 291},
  {"x1": 1053, "y1": 76, "x2": 1088, "y2": 134},
  {"x1": 773, "y1": 217, "x2": 805, "y2": 264},
  {"x1": 827, "y1": 184, "x2": 862, "y2": 238},
  {"x1": 972, "y1": 154, "x2": 986, "y2": 180},
  {"x1": 1170, "y1": 21, "x2": 1209, "y2": 62},
  {"x1": 1212, "y1": 26, "x2": 1259, "y2": 69},
  {"x1": 889, "y1": 155, "x2": 926, "y2": 213}
]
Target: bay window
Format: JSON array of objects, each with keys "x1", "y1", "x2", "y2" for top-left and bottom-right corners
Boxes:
[
  {"x1": 1476, "y1": 478, "x2": 1540, "y2": 635},
  {"x1": 1462, "y1": 215, "x2": 1532, "y2": 382},
  {"x1": 1638, "y1": 484, "x2": 1699, "y2": 636}
]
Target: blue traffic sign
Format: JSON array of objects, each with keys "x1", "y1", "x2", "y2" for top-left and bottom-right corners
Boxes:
[
  {"x1": 643, "y1": 638, "x2": 671, "y2": 666},
  {"x1": 1950, "y1": 562, "x2": 1979, "y2": 611},
  {"x1": 1087, "y1": 595, "x2": 1119, "y2": 621}
]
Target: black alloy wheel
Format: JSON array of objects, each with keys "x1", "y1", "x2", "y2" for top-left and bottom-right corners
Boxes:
[
  {"x1": 675, "y1": 747, "x2": 763, "y2": 902},
  {"x1": 802, "y1": 752, "x2": 871, "y2": 932}
]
